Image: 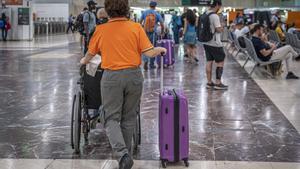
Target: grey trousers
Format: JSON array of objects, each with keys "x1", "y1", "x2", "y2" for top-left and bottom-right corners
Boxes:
[{"x1": 100, "y1": 68, "x2": 143, "y2": 161}]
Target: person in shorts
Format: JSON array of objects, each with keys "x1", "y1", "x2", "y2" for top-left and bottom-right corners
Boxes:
[
  {"x1": 80, "y1": 0, "x2": 166, "y2": 168},
  {"x1": 203, "y1": 0, "x2": 228, "y2": 90},
  {"x1": 140, "y1": 1, "x2": 164, "y2": 70},
  {"x1": 183, "y1": 9, "x2": 198, "y2": 64}
]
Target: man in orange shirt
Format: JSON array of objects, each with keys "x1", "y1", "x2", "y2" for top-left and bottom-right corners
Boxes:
[{"x1": 80, "y1": 0, "x2": 166, "y2": 168}]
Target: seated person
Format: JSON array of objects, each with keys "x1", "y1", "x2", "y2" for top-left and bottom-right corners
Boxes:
[
  {"x1": 228, "y1": 21, "x2": 236, "y2": 33},
  {"x1": 233, "y1": 21, "x2": 251, "y2": 48},
  {"x1": 234, "y1": 21, "x2": 250, "y2": 38},
  {"x1": 287, "y1": 23, "x2": 300, "y2": 40},
  {"x1": 287, "y1": 23, "x2": 299, "y2": 34},
  {"x1": 275, "y1": 21, "x2": 286, "y2": 42},
  {"x1": 251, "y1": 24, "x2": 299, "y2": 79},
  {"x1": 228, "y1": 22, "x2": 236, "y2": 45},
  {"x1": 96, "y1": 8, "x2": 109, "y2": 25}
]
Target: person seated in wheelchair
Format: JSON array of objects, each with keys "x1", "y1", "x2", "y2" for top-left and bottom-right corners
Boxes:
[
  {"x1": 250, "y1": 24, "x2": 299, "y2": 79},
  {"x1": 80, "y1": 0, "x2": 166, "y2": 168},
  {"x1": 81, "y1": 8, "x2": 109, "y2": 128},
  {"x1": 96, "y1": 8, "x2": 109, "y2": 25}
]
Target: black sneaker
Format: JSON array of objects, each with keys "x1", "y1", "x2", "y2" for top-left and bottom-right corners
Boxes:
[
  {"x1": 286, "y1": 72, "x2": 299, "y2": 79},
  {"x1": 206, "y1": 82, "x2": 215, "y2": 89},
  {"x1": 184, "y1": 54, "x2": 189, "y2": 61},
  {"x1": 214, "y1": 83, "x2": 229, "y2": 90},
  {"x1": 150, "y1": 65, "x2": 156, "y2": 69},
  {"x1": 119, "y1": 153, "x2": 134, "y2": 169},
  {"x1": 143, "y1": 62, "x2": 148, "y2": 71}
]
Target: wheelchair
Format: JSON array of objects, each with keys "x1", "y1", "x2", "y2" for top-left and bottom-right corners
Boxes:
[{"x1": 71, "y1": 66, "x2": 141, "y2": 154}]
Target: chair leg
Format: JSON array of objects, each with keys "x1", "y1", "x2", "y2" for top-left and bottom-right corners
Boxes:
[
  {"x1": 224, "y1": 48, "x2": 229, "y2": 57},
  {"x1": 261, "y1": 66, "x2": 275, "y2": 79},
  {"x1": 242, "y1": 58, "x2": 249, "y2": 68},
  {"x1": 225, "y1": 43, "x2": 230, "y2": 49},
  {"x1": 250, "y1": 65, "x2": 257, "y2": 76},
  {"x1": 229, "y1": 46, "x2": 235, "y2": 54},
  {"x1": 228, "y1": 42, "x2": 233, "y2": 49},
  {"x1": 234, "y1": 49, "x2": 240, "y2": 58}
]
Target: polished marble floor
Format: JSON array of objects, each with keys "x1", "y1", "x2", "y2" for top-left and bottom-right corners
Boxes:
[
  {"x1": 234, "y1": 48, "x2": 300, "y2": 134},
  {"x1": 0, "y1": 35, "x2": 300, "y2": 168}
]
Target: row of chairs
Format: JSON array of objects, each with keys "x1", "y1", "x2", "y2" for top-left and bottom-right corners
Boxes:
[
  {"x1": 285, "y1": 32, "x2": 300, "y2": 53},
  {"x1": 224, "y1": 29, "x2": 291, "y2": 77},
  {"x1": 268, "y1": 30, "x2": 281, "y2": 44},
  {"x1": 269, "y1": 30, "x2": 300, "y2": 55}
]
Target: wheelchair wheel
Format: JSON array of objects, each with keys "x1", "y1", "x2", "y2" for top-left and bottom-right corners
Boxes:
[
  {"x1": 82, "y1": 109, "x2": 90, "y2": 145},
  {"x1": 71, "y1": 94, "x2": 76, "y2": 149},
  {"x1": 73, "y1": 92, "x2": 82, "y2": 154}
]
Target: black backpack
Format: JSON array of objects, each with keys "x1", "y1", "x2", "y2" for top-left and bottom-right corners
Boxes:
[
  {"x1": 198, "y1": 12, "x2": 216, "y2": 42},
  {"x1": 75, "y1": 12, "x2": 90, "y2": 33}
]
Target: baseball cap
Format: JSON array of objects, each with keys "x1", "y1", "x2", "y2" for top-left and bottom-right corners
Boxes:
[
  {"x1": 210, "y1": 0, "x2": 222, "y2": 6},
  {"x1": 150, "y1": 1, "x2": 157, "y2": 7},
  {"x1": 87, "y1": 0, "x2": 97, "y2": 6}
]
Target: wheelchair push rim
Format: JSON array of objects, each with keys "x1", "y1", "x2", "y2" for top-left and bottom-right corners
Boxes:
[
  {"x1": 71, "y1": 94, "x2": 76, "y2": 149},
  {"x1": 73, "y1": 92, "x2": 82, "y2": 154}
]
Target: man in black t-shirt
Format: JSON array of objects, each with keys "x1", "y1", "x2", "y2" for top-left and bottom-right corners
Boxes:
[{"x1": 251, "y1": 24, "x2": 299, "y2": 79}]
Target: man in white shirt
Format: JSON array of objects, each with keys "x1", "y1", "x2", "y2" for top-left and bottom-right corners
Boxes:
[
  {"x1": 234, "y1": 21, "x2": 250, "y2": 38},
  {"x1": 203, "y1": 0, "x2": 228, "y2": 90}
]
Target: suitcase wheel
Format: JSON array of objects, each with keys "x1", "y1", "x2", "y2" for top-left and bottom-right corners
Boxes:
[
  {"x1": 161, "y1": 160, "x2": 167, "y2": 168},
  {"x1": 184, "y1": 159, "x2": 189, "y2": 167}
]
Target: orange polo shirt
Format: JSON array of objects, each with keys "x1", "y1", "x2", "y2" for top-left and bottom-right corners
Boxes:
[{"x1": 88, "y1": 17, "x2": 154, "y2": 70}]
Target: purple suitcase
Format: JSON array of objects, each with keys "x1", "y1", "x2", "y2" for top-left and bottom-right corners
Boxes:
[
  {"x1": 158, "y1": 55, "x2": 189, "y2": 168},
  {"x1": 156, "y1": 39, "x2": 175, "y2": 68}
]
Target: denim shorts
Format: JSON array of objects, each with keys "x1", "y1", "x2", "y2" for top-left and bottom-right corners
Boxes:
[{"x1": 184, "y1": 32, "x2": 197, "y2": 45}]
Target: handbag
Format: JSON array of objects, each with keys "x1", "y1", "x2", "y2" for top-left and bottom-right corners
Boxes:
[{"x1": 5, "y1": 22, "x2": 11, "y2": 30}]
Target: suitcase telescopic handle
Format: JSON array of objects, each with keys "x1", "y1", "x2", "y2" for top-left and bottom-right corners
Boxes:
[{"x1": 160, "y1": 52, "x2": 165, "y2": 94}]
